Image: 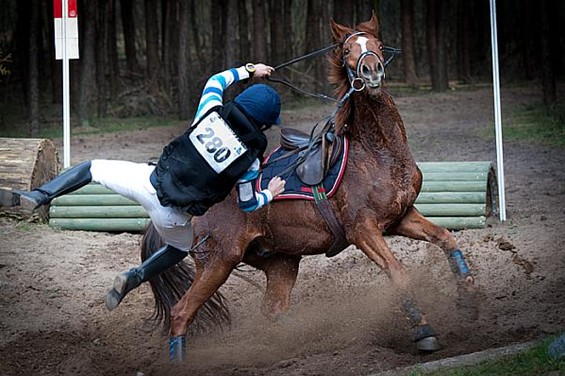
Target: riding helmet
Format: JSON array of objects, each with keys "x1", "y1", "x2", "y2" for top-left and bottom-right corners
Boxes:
[{"x1": 234, "y1": 84, "x2": 281, "y2": 127}]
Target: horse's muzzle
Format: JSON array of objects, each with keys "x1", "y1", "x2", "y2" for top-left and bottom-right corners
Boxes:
[{"x1": 359, "y1": 59, "x2": 385, "y2": 89}]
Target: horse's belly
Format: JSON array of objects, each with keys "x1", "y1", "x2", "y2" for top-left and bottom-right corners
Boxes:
[
  {"x1": 264, "y1": 204, "x2": 335, "y2": 256},
  {"x1": 269, "y1": 227, "x2": 334, "y2": 256}
]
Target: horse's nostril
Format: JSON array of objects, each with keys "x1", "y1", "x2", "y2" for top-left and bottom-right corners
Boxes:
[
  {"x1": 377, "y1": 62, "x2": 384, "y2": 74},
  {"x1": 362, "y1": 65, "x2": 370, "y2": 76}
]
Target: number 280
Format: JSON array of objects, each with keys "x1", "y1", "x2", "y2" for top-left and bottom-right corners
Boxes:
[{"x1": 195, "y1": 127, "x2": 231, "y2": 163}]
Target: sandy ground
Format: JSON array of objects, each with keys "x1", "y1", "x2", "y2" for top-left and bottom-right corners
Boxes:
[{"x1": 0, "y1": 84, "x2": 564, "y2": 375}]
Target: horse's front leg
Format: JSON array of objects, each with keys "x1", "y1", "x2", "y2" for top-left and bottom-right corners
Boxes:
[
  {"x1": 388, "y1": 206, "x2": 478, "y2": 318},
  {"x1": 168, "y1": 254, "x2": 239, "y2": 362},
  {"x1": 350, "y1": 215, "x2": 440, "y2": 352}
]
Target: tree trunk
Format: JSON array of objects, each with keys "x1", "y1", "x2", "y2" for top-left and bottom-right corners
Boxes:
[
  {"x1": 355, "y1": 0, "x2": 373, "y2": 23},
  {"x1": 211, "y1": 0, "x2": 226, "y2": 73},
  {"x1": 47, "y1": 0, "x2": 62, "y2": 106},
  {"x1": 270, "y1": 0, "x2": 284, "y2": 65},
  {"x1": 334, "y1": 0, "x2": 354, "y2": 25},
  {"x1": 306, "y1": 0, "x2": 323, "y2": 90},
  {"x1": 28, "y1": 0, "x2": 40, "y2": 137},
  {"x1": 106, "y1": 0, "x2": 119, "y2": 97},
  {"x1": 120, "y1": 0, "x2": 140, "y2": 74},
  {"x1": 145, "y1": 0, "x2": 161, "y2": 96},
  {"x1": 189, "y1": 0, "x2": 205, "y2": 75},
  {"x1": 456, "y1": 0, "x2": 472, "y2": 84},
  {"x1": 161, "y1": 0, "x2": 174, "y2": 95},
  {"x1": 178, "y1": 0, "x2": 193, "y2": 119},
  {"x1": 96, "y1": 0, "x2": 108, "y2": 117},
  {"x1": 437, "y1": 0, "x2": 449, "y2": 89},
  {"x1": 252, "y1": 0, "x2": 267, "y2": 63},
  {"x1": 282, "y1": 0, "x2": 293, "y2": 60},
  {"x1": 238, "y1": 0, "x2": 251, "y2": 63},
  {"x1": 401, "y1": 0, "x2": 418, "y2": 86},
  {"x1": 426, "y1": 0, "x2": 448, "y2": 92},
  {"x1": 539, "y1": 1, "x2": 556, "y2": 107},
  {"x1": 78, "y1": 1, "x2": 97, "y2": 127},
  {"x1": 0, "y1": 138, "x2": 60, "y2": 222},
  {"x1": 224, "y1": 0, "x2": 238, "y2": 67}
]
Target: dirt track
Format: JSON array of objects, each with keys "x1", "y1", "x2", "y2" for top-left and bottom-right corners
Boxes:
[{"x1": 1, "y1": 84, "x2": 564, "y2": 375}]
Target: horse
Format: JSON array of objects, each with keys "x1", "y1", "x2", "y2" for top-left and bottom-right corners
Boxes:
[{"x1": 140, "y1": 12, "x2": 478, "y2": 361}]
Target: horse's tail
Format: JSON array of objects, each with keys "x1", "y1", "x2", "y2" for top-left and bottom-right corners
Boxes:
[{"x1": 140, "y1": 221, "x2": 231, "y2": 334}]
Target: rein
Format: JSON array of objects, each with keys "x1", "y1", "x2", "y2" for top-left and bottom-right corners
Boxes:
[{"x1": 267, "y1": 36, "x2": 401, "y2": 103}]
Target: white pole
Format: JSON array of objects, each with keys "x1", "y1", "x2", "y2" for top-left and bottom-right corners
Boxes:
[
  {"x1": 489, "y1": 0, "x2": 506, "y2": 221},
  {"x1": 62, "y1": 0, "x2": 71, "y2": 168}
]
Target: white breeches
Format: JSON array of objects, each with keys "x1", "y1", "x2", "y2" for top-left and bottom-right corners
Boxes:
[{"x1": 90, "y1": 160, "x2": 192, "y2": 252}]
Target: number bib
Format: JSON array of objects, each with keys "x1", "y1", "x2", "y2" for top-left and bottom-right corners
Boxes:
[{"x1": 189, "y1": 111, "x2": 248, "y2": 173}]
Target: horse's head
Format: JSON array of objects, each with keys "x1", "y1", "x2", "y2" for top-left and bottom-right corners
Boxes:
[{"x1": 329, "y1": 12, "x2": 385, "y2": 98}]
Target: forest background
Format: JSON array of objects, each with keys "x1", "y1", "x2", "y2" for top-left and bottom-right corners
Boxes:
[{"x1": 0, "y1": 0, "x2": 563, "y2": 138}]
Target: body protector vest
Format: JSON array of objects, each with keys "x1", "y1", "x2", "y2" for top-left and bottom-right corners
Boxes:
[{"x1": 153, "y1": 102, "x2": 268, "y2": 216}]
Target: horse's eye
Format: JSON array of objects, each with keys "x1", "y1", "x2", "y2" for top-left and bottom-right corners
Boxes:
[
  {"x1": 379, "y1": 45, "x2": 384, "y2": 51},
  {"x1": 343, "y1": 48, "x2": 350, "y2": 56}
]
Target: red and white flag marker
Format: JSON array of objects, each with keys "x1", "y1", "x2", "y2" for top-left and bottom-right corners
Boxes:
[
  {"x1": 54, "y1": 0, "x2": 79, "y2": 60},
  {"x1": 53, "y1": 0, "x2": 79, "y2": 168}
]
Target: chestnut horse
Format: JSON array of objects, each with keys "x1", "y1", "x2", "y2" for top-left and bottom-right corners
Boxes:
[{"x1": 140, "y1": 13, "x2": 477, "y2": 361}]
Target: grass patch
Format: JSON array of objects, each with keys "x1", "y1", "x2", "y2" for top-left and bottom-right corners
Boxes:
[
  {"x1": 407, "y1": 338, "x2": 565, "y2": 376},
  {"x1": 499, "y1": 101, "x2": 565, "y2": 147}
]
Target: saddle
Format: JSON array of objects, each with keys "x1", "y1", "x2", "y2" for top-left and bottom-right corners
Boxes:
[{"x1": 279, "y1": 120, "x2": 343, "y2": 186}]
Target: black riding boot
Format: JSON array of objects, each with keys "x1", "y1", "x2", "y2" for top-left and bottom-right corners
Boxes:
[
  {"x1": 105, "y1": 244, "x2": 188, "y2": 311},
  {"x1": 0, "y1": 161, "x2": 92, "y2": 210}
]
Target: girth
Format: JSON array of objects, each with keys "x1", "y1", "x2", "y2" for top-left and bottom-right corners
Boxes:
[{"x1": 311, "y1": 184, "x2": 350, "y2": 258}]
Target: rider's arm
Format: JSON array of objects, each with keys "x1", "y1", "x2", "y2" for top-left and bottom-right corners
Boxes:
[
  {"x1": 191, "y1": 66, "x2": 251, "y2": 126},
  {"x1": 236, "y1": 159, "x2": 273, "y2": 212},
  {"x1": 191, "y1": 64, "x2": 275, "y2": 126},
  {"x1": 236, "y1": 159, "x2": 286, "y2": 212}
]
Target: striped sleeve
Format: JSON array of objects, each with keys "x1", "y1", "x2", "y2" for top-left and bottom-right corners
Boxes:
[
  {"x1": 191, "y1": 66, "x2": 250, "y2": 125},
  {"x1": 236, "y1": 159, "x2": 274, "y2": 212}
]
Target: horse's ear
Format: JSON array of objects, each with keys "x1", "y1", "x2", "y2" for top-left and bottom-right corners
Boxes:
[
  {"x1": 356, "y1": 10, "x2": 380, "y2": 36},
  {"x1": 330, "y1": 19, "x2": 351, "y2": 43}
]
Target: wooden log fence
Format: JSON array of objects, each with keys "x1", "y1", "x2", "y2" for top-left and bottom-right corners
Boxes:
[
  {"x1": 48, "y1": 161, "x2": 497, "y2": 233},
  {"x1": 416, "y1": 161, "x2": 498, "y2": 230}
]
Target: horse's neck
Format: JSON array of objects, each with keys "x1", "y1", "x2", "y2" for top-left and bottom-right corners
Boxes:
[{"x1": 347, "y1": 92, "x2": 409, "y2": 152}]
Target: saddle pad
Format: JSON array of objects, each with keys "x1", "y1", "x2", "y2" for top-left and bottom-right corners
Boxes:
[{"x1": 258, "y1": 137, "x2": 349, "y2": 201}]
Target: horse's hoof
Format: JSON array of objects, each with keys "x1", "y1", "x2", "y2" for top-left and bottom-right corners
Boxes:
[
  {"x1": 274, "y1": 312, "x2": 295, "y2": 325},
  {"x1": 416, "y1": 336, "x2": 442, "y2": 352}
]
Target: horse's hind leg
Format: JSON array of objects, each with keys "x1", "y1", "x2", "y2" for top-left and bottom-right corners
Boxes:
[
  {"x1": 350, "y1": 215, "x2": 440, "y2": 351},
  {"x1": 388, "y1": 206, "x2": 478, "y2": 318},
  {"x1": 168, "y1": 256, "x2": 238, "y2": 362},
  {"x1": 244, "y1": 253, "x2": 300, "y2": 321}
]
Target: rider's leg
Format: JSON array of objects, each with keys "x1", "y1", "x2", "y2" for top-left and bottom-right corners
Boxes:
[
  {"x1": 92, "y1": 160, "x2": 193, "y2": 311},
  {"x1": 0, "y1": 161, "x2": 92, "y2": 209},
  {"x1": 105, "y1": 212, "x2": 192, "y2": 311},
  {"x1": 105, "y1": 244, "x2": 188, "y2": 311}
]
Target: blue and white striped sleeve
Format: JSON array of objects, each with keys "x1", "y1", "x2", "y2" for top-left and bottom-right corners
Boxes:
[
  {"x1": 236, "y1": 159, "x2": 273, "y2": 212},
  {"x1": 191, "y1": 66, "x2": 251, "y2": 125}
]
